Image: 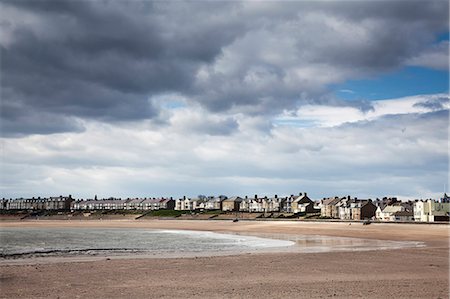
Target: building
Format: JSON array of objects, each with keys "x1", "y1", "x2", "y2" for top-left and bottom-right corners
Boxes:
[
  {"x1": 222, "y1": 196, "x2": 243, "y2": 212},
  {"x1": 351, "y1": 200, "x2": 376, "y2": 220},
  {"x1": 239, "y1": 195, "x2": 268, "y2": 213},
  {"x1": 140, "y1": 198, "x2": 162, "y2": 210},
  {"x1": 320, "y1": 197, "x2": 342, "y2": 218},
  {"x1": 337, "y1": 197, "x2": 355, "y2": 220},
  {"x1": 46, "y1": 196, "x2": 73, "y2": 210},
  {"x1": 124, "y1": 198, "x2": 144, "y2": 210},
  {"x1": 175, "y1": 197, "x2": 199, "y2": 211},
  {"x1": 414, "y1": 199, "x2": 450, "y2": 222},
  {"x1": 0, "y1": 198, "x2": 7, "y2": 210},
  {"x1": 72, "y1": 198, "x2": 127, "y2": 210},
  {"x1": 139, "y1": 198, "x2": 175, "y2": 210},
  {"x1": 392, "y1": 210, "x2": 414, "y2": 221},
  {"x1": 5, "y1": 196, "x2": 73, "y2": 211},
  {"x1": 291, "y1": 193, "x2": 317, "y2": 214},
  {"x1": 160, "y1": 198, "x2": 175, "y2": 210},
  {"x1": 203, "y1": 197, "x2": 225, "y2": 210},
  {"x1": 376, "y1": 205, "x2": 404, "y2": 221}
]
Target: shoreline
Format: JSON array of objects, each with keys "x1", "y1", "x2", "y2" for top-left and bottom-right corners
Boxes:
[
  {"x1": 1, "y1": 220, "x2": 448, "y2": 298},
  {"x1": 2, "y1": 212, "x2": 449, "y2": 225},
  {"x1": 1, "y1": 225, "x2": 428, "y2": 266},
  {"x1": 1, "y1": 219, "x2": 448, "y2": 243}
]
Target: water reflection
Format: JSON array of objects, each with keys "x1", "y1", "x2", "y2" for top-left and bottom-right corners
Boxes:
[{"x1": 233, "y1": 232, "x2": 425, "y2": 253}]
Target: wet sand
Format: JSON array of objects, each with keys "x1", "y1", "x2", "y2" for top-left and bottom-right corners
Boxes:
[{"x1": 0, "y1": 220, "x2": 449, "y2": 298}]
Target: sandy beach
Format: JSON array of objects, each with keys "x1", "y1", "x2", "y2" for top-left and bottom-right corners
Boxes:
[{"x1": 1, "y1": 220, "x2": 449, "y2": 298}]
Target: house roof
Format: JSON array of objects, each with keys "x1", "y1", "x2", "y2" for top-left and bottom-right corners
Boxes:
[
  {"x1": 382, "y1": 205, "x2": 404, "y2": 214},
  {"x1": 127, "y1": 198, "x2": 144, "y2": 204},
  {"x1": 160, "y1": 198, "x2": 174, "y2": 203},
  {"x1": 223, "y1": 196, "x2": 243, "y2": 203},
  {"x1": 359, "y1": 200, "x2": 375, "y2": 208},
  {"x1": 140, "y1": 198, "x2": 162, "y2": 204},
  {"x1": 322, "y1": 197, "x2": 341, "y2": 206},
  {"x1": 48, "y1": 196, "x2": 71, "y2": 200},
  {"x1": 292, "y1": 194, "x2": 313, "y2": 204},
  {"x1": 84, "y1": 199, "x2": 127, "y2": 204}
]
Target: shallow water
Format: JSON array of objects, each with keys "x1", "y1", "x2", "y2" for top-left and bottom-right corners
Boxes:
[
  {"x1": 0, "y1": 228, "x2": 424, "y2": 261},
  {"x1": 0, "y1": 228, "x2": 294, "y2": 259}
]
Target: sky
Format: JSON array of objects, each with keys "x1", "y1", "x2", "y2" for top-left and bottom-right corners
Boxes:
[{"x1": 0, "y1": 0, "x2": 449, "y2": 200}]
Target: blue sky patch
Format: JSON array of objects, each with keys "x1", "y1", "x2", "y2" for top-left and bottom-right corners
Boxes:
[
  {"x1": 436, "y1": 31, "x2": 449, "y2": 42},
  {"x1": 334, "y1": 66, "x2": 449, "y2": 101}
]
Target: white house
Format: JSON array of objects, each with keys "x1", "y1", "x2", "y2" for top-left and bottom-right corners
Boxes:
[
  {"x1": 377, "y1": 205, "x2": 404, "y2": 221},
  {"x1": 414, "y1": 200, "x2": 450, "y2": 222}
]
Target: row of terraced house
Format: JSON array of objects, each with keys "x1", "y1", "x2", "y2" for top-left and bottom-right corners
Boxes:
[
  {"x1": 2, "y1": 193, "x2": 449, "y2": 222},
  {"x1": 0, "y1": 196, "x2": 74, "y2": 211},
  {"x1": 0, "y1": 193, "x2": 319, "y2": 214}
]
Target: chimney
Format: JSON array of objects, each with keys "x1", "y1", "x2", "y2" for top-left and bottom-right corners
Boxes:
[
  {"x1": 299, "y1": 192, "x2": 302, "y2": 196},
  {"x1": 347, "y1": 195, "x2": 350, "y2": 200},
  {"x1": 245, "y1": 195, "x2": 248, "y2": 199},
  {"x1": 304, "y1": 192, "x2": 307, "y2": 197},
  {"x1": 275, "y1": 194, "x2": 278, "y2": 198},
  {"x1": 254, "y1": 194, "x2": 258, "y2": 199}
]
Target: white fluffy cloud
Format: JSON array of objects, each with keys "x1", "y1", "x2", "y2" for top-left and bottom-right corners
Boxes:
[{"x1": 275, "y1": 93, "x2": 450, "y2": 127}]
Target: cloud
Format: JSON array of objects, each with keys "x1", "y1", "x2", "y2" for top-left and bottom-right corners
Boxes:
[
  {"x1": 169, "y1": 106, "x2": 239, "y2": 136},
  {"x1": 0, "y1": 1, "x2": 244, "y2": 136},
  {"x1": 190, "y1": 1, "x2": 448, "y2": 114},
  {"x1": 407, "y1": 41, "x2": 449, "y2": 71},
  {"x1": 339, "y1": 89, "x2": 355, "y2": 94},
  {"x1": 1, "y1": 0, "x2": 448, "y2": 136},
  {"x1": 275, "y1": 93, "x2": 450, "y2": 127},
  {"x1": 0, "y1": 1, "x2": 448, "y2": 200},
  {"x1": 1, "y1": 93, "x2": 448, "y2": 199},
  {"x1": 413, "y1": 96, "x2": 450, "y2": 110}
]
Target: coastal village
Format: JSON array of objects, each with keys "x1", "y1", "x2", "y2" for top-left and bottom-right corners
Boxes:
[{"x1": 1, "y1": 192, "x2": 449, "y2": 222}]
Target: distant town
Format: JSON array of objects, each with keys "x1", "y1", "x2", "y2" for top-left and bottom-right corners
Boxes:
[{"x1": 1, "y1": 192, "x2": 449, "y2": 223}]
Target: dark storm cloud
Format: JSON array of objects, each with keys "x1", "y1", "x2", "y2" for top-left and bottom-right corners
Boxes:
[
  {"x1": 305, "y1": 0, "x2": 449, "y2": 69},
  {"x1": 0, "y1": 0, "x2": 244, "y2": 136},
  {"x1": 293, "y1": 0, "x2": 448, "y2": 46},
  {"x1": 1, "y1": 96, "x2": 85, "y2": 137},
  {"x1": 0, "y1": 0, "x2": 448, "y2": 136}
]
